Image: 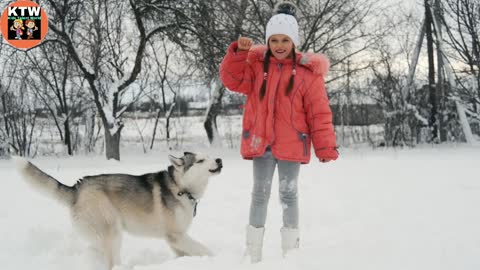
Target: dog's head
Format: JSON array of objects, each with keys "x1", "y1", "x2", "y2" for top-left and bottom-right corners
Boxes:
[
  {"x1": 168, "y1": 152, "x2": 222, "y2": 185},
  {"x1": 168, "y1": 152, "x2": 222, "y2": 197}
]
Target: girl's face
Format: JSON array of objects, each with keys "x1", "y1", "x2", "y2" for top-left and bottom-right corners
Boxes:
[
  {"x1": 14, "y1": 21, "x2": 22, "y2": 28},
  {"x1": 268, "y1": 34, "x2": 294, "y2": 60}
]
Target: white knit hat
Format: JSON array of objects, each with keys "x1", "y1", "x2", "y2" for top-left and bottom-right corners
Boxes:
[{"x1": 265, "y1": 3, "x2": 299, "y2": 47}]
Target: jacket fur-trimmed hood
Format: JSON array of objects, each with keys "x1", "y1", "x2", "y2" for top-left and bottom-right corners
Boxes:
[
  {"x1": 247, "y1": 45, "x2": 330, "y2": 76},
  {"x1": 220, "y1": 40, "x2": 339, "y2": 163}
]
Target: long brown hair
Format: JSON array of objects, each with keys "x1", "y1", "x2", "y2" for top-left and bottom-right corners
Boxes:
[{"x1": 259, "y1": 48, "x2": 297, "y2": 100}]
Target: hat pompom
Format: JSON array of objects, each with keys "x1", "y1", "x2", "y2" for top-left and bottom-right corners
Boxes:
[{"x1": 274, "y1": 1, "x2": 297, "y2": 17}]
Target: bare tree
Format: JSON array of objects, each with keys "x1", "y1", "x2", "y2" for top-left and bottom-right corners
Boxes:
[
  {"x1": 0, "y1": 55, "x2": 42, "y2": 157},
  {"x1": 0, "y1": 92, "x2": 41, "y2": 157},
  {"x1": 44, "y1": 0, "x2": 178, "y2": 160},
  {"x1": 146, "y1": 40, "x2": 187, "y2": 149},
  {"x1": 24, "y1": 43, "x2": 86, "y2": 155},
  {"x1": 442, "y1": 0, "x2": 480, "y2": 132},
  {"x1": 364, "y1": 8, "x2": 432, "y2": 146},
  {"x1": 153, "y1": 0, "x2": 249, "y2": 145},
  {"x1": 293, "y1": 0, "x2": 380, "y2": 85}
]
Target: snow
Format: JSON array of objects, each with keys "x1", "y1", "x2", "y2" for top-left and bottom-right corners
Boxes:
[
  {"x1": 10, "y1": 155, "x2": 29, "y2": 170},
  {"x1": 1, "y1": 145, "x2": 480, "y2": 270}
]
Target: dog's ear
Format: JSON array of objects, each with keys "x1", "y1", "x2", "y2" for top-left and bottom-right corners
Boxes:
[{"x1": 168, "y1": 155, "x2": 184, "y2": 168}]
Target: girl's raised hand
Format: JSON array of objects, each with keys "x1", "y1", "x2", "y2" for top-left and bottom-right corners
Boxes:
[{"x1": 237, "y1": 36, "x2": 253, "y2": 51}]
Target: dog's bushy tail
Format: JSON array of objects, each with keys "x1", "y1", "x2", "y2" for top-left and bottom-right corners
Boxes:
[{"x1": 12, "y1": 156, "x2": 76, "y2": 206}]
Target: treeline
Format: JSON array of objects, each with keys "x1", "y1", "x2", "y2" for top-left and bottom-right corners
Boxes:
[{"x1": 0, "y1": 0, "x2": 478, "y2": 159}]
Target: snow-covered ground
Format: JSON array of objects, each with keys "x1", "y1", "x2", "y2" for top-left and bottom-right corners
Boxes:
[{"x1": 1, "y1": 145, "x2": 480, "y2": 270}]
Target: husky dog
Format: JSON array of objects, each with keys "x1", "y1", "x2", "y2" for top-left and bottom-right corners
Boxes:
[{"x1": 13, "y1": 152, "x2": 222, "y2": 269}]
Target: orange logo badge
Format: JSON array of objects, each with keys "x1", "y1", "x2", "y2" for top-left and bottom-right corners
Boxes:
[{"x1": 1, "y1": 0, "x2": 48, "y2": 49}]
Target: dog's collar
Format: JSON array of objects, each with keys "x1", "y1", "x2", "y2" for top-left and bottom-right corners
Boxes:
[{"x1": 177, "y1": 191, "x2": 198, "y2": 217}]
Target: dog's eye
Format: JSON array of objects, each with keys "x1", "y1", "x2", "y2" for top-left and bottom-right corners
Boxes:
[{"x1": 196, "y1": 159, "x2": 205, "y2": 164}]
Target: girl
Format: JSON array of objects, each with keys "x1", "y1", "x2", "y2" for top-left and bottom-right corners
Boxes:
[
  {"x1": 219, "y1": 2, "x2": 338, "y2": 263},
  {"x1": 10, "y1": 19, "x2": 24, "y2": 40}
]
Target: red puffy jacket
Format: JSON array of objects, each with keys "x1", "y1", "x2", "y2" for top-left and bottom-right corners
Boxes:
[{"x1": 220, "y1": 41, "x2": 338, "y2": 163}]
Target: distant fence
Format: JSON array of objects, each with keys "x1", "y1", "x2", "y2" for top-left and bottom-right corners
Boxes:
[
  {"x1": 330, "y1": 104, "x2": 384, "y2": 126},
  {"x1": 178, "y1": 103, "x2": 385, "y2": 125},
  {"x1": 121, "y1": 101, "x2": 386, "y2": 125},
  {"x1": 219, "y1": 103, "x2": 385, "y2": 126}
]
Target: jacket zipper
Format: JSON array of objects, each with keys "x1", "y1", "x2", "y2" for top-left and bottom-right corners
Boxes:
[
  {"x1": 288, "y1": 79, "x2": 309, "y2": 157},
  {"x1": 270, "y1": 63, "x2": 283, "y2": 145},
  {"x1": 298, "y1": 132, "x2": 308, "y2": 156}
]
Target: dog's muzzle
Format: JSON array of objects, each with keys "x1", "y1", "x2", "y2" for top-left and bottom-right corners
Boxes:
[{"x1": 209, "y1": 158, "x2": 223, "y2": 173}]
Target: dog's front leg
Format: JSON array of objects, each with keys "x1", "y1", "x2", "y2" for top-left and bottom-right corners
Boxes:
[{"x1": 166, "y1": 233, "x2": 213, "y2": 257}]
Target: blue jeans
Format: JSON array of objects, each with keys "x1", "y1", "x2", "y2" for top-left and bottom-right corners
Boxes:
[{"x1": 249, "y1": 149, "x2": 300, "y2": 229}]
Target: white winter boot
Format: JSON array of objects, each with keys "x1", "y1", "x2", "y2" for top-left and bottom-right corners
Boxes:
[
  {"x1": 280, "y1": 227, "x2": 299, "y2": 256},
  {"x1": 246, "y1": 225, "x2": 265, "y2": 263}
]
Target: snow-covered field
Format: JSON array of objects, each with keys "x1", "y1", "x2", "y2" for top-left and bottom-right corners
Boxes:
[
  {"x1": 28, "y1": 114, "x2": 384, "y2": 156},
  {"x1": 1, "y1": 145, "x2": 480, "y2": 270}
]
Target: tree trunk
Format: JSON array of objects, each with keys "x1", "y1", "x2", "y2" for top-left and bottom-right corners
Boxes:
[
  {"x1": 105, "y1": 130, "x2": 121, "y2": 161},
  {"x1": 166, "y1": 117, "x2": 171, "y2": 141},
  {"x1": 1, "y1": 95, "x2": 9, "y2": 137},
  {"x1": 204, "y1": 80, "x2": 225, "y2": 146},
  {"x1": 64, "y1": 119, "x2": 73, "y2": 155},
  {"x1": 84, "y1": 109, "x2": 96, "y2": 153},
  {"x1": 434, "y1": 0, "x2": 447, "y2": 142},
  {"x1": 425, "y1": 0, "x2": 438, "y2": 142},
  {"x1": 150, "y1": 108, "x2": 162, "y2": 150},
  {"x1": 202, "y1": 0, "x2": 248, "y2": 146}
]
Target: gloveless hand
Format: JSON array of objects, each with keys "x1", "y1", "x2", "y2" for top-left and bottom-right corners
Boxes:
[{"x1": 237, "y1": 36, "x2": 253, "y2": 51}]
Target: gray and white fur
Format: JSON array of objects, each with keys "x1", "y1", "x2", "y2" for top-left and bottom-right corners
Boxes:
[{"x1": 12, "y1": 152, "x2": 222, "y2": 270}]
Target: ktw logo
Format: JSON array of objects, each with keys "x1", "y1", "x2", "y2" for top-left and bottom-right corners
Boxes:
[{"x1": 1, "y1": 0, "x2": 49, "y2": 49}]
